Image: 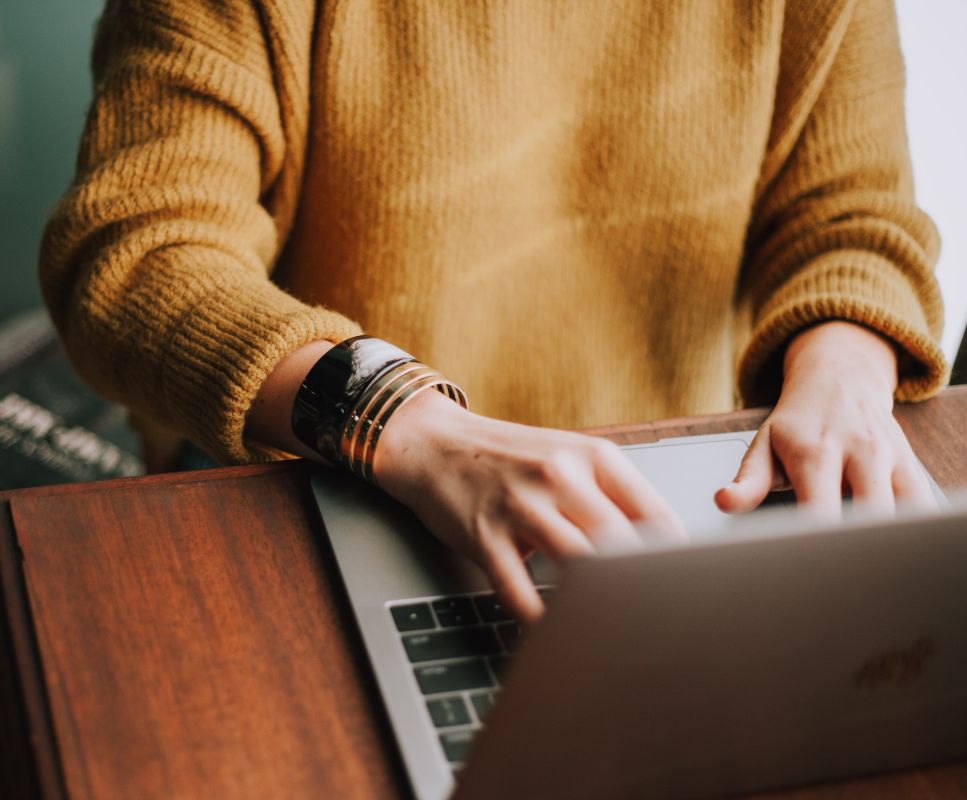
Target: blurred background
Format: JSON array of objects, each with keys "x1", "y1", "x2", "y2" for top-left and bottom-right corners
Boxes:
[
  {"x1": 1, "y1": 0, "x2": 105, "y2": 323},
  {"x1": 0, "y1": 1, "x2": 964, "y2": 488},
  {"x1": 0, "y1": 0, "x2": 140, "y2": 488}
]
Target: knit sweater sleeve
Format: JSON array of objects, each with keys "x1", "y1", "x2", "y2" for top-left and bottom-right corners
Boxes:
[
  {"x1": 38, "y1": 0, "x2": 361, "y2": 464},
  {"x1": 737, "y1": 0, "x2": 947, "y2": 407}
]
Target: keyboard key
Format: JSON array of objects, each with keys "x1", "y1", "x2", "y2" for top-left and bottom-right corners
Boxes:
[
  {"x1": 415, "y1": 659, "x2": 494, "y2": 694},
  {"x1": 440, "y1": 729, "x2": 476, "y2": 763},
  {"x1": 390, "y1": 603, "x2": 435, "y2": 632},
  {"x1": 403, "y1": 627, "x2": 501, "y2": 663},
  {"x1": 473, "y1": 594, "x2": 512, "y2": 623},
  {"x1": 426, "y1": 696, "x2": 471, "y2": 728},
  {"x1": 470, "y1": 691, "x2": 497, "y2": 722},
  {"x1": 496, "y1": 622, "x2": 522, "y2": 652},
  {"x1": 433, "y1": 597, "x2": 478, "y2": 627}
]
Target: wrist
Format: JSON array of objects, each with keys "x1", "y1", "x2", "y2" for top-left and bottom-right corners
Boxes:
[
  {"x1": 372, "y1": 388, "x2": 470, "y2": 493},
  {"x1": 246, "y1": 340, "x2": 335, "y2": 460},
  {"x1": 783, "y1": 321, "x2": 898, "y2": 397},
  {"x1": 288, "y1": 336, "x2": 468, "y2": 482}
]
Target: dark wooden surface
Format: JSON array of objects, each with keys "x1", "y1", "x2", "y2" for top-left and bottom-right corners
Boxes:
[
  {"x1": 1, "y1": 386, "x2": 965, "y2": 800},
  {"x1": 1, "y1": 464, "x2": 406, "y2": 799}
]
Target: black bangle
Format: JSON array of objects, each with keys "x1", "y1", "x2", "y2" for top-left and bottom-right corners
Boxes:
[{"x1": 291, "y1": 335, "x2": 414, "y2": 463}]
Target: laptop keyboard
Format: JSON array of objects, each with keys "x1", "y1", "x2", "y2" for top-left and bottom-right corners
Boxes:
[{"x1": 389, "y1": 589, "x2": 551, "y2": 768}]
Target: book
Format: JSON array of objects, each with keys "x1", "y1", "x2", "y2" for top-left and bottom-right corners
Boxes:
[{"x1": 0, "y1": 308, "x2": 144, "y2": 489}]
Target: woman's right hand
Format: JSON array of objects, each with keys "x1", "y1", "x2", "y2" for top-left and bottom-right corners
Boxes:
[
  {"x1": 374, "y1": 390, "x2": 684, "y2": 624},
  {"x1": 246, "y1": 341, "x2": 683, "y2": 624}
]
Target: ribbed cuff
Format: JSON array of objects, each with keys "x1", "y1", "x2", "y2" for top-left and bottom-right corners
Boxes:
[
  {"x1": 739, "y1": 251, "x2": 949, "y2": 407},
  {"x1": 157, "y1": 258, "x2": 362, "y2": 464}
]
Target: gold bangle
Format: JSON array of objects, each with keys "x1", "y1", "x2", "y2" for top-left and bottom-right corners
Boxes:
[
  {"x1": 344, "y1": 368, "x2": 443, "y2": 480},
  {"x1": 340, "y1": 362, "x2": 435, "y2": 472},
  {"x1": 337, "y1": 361, "x2": 467, "y2": 483},
  {"x1": 357, "y1": 374, "x2": 455, "y2": 482}
]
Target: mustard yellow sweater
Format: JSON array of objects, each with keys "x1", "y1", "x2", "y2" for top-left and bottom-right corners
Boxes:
[{"x1": 40, "y1": 0, "x2": 947, "y2": 464}]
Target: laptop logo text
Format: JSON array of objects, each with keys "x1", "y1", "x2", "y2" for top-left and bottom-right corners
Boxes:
[{"x1": 853, "y1": 636, "x2": 935, "y2": 689}]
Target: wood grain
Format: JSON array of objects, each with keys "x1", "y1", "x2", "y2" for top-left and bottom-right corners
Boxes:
[
  {"x1": 0, "y1": 502, "x2": 48, "y2": 799},
  {"x1": 0, "y1": 498, "x2": 66, "y2": 800},
  {"x1": 1, "y1": 386, "x2": 965, "y2": 799},
  {"x1": 7, "y1": 465, "x2": 406, "y2": 799}
]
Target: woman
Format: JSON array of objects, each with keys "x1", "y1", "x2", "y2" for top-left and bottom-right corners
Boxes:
[{"x1": 40, "y1": 0, "x2": 947, "y2": 621}]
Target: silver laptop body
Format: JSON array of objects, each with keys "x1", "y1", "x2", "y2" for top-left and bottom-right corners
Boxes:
[
  {"x1": 309, "y1": 431, "x2": 960, "y2": 800},
  {"x1": 455, "y1": 503, "x2": 967, "y2": 799}
]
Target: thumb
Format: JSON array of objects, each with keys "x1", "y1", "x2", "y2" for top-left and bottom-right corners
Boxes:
[{"x1": 715, "y1": 427, "x2": 776, "y2": 513}]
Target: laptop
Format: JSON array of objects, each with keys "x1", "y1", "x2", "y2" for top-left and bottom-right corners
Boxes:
[{"x1": 309, "y1": 431, "x2": 965, "y2": 799}]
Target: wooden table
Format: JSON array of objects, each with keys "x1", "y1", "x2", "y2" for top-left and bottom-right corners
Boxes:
[{"x1": 2, "y1": 387, "x2": 966, "y2": 799}]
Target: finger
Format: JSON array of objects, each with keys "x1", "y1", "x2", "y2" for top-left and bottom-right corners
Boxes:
[
  {"x1": 886, "y1": 419, "x2": 938, "y2": 511},
  {"x1": 783, "y1": 444, "x2": 843, "y2": 520},
  {"x1": 592, "y1": 446, "x2": 685, "y2": 536},
  {"x1": 558, "y1": 484, "x2": 644, "y2": 554},
  {"x1": 513, "y1": 501, "x2": 596, "y2": 562},
  {"x1": 844, "y1": 455, "x2": 895, "y2": 515},
  {"x1": 715, "y1": 427, "x2": 777, "y2": 513},
  {"x1": 892, "y1": 461, "x2": 938, "y2": 512},
  {"x1": 514, "y1": 539, "x2": 536, "y2": 560},
  {"x1": 480, "y1": 534, "x2": 544, "y2": 625}
]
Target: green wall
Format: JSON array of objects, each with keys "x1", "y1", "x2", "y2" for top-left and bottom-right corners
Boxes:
[{"x1": 0, "y1": 1, "x2": 105, "y2": 321}]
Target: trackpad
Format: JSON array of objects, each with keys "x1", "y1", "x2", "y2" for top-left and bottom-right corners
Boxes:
[
  {"x1": 528, "y1": 437, "x2": 770, "y2": 584},
  {"x1": 622, "y1": 438, "x2": 756, "y2": 534}
]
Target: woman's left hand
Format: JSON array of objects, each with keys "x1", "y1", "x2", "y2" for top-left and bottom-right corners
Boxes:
[{"x1": 715, "y1": 320, "x2": 937, "y2": 518}]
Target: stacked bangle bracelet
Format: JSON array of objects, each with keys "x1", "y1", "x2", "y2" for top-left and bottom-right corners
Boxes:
[{"x1": 291, "y1": 335, "x2": 468, "y2": 484}]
